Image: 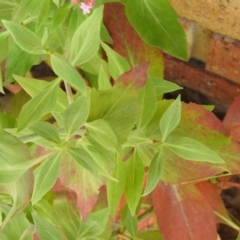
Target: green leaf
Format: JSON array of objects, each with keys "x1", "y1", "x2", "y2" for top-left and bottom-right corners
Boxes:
[
  {"x1": 18, "y1": 78, "x2": 60, "y2": 131},
  {"x1": 151, "y1": 77, "x2": 182, "y2": 96},
  {"x1": 33, "y1": 213, "x2": 64, "y2": 240},
  {"x1": 107, "y1": 156, "x2": 126, "y2": 217},
  {"x1": 32, "y1": 152, "x2": 62, "y2": 205},
  {"x1": 88, "y1": 86, "x2": 140, "y2": 143},
  {"x1": 122, "y1": 206, "x2": 138, "y2": 239},
  {"x1": 67, "y1": 147, "x2": 98, "y2": 178},
  {"x1": 101, "y1": 23, "x2": 113, "y2": 44},
  {"x1": 2, "y1": 20, "x2": 44, "y2": 54},
  {"x1": 0, "y1": 112, "x2": 16, "y2": 129},
  {"x1": 63, "y1": 94, "x2": 90, "y2": 139},
  {"x1": 69, "y1": 6, "x2": 103, "y2": 66},
  {"x1": 13, "y1": 75, "x2": 68, "y2": 112},
  {"x1": 79, "y1": 208, "x2": 109, "y2": 238},
  {"x1": 138, "y1": 78, "x2": 157, "y2": 127},
  {"x1": 51, "y1": 54, "x2": 87, "y2": 95},
  {"x1": 125, "y1": 151, "x2": 145, "y2": 215},
  {"x1": 98, "y1": 65, "x2": 111, "y2": 90},
  {"x1": 0, "y1": 153, "x2": 52, "y2": 183},
  {"x1": 159, "y1": 95, "x2": 181, "y2": 142},
  {"x1": 81, "y1": 54, "x2": 108, "y2": 75},
  {"x1": 34, "y1": 199, "x2": 59, "y2": 227},
  {"x1": 137, "y1": 230, "x2": 164, "y2": 240},
  {"x1": 0, "y1": 205, "x2": 32, "y2": 240},
  {"x1": 51, "y1": 4, "x2": 70, "y2": 31},
  {"x1": 0, "y1": 32, "x2": 9, "y2": 63},
  {"x1": 53, "y1": 192, "x2": 81, "y2": 239},
  {"x1": 30, "y1": 122, "x2": 61, "y2": 143},
  {"x1": 0, "y1": 130, "x2": 30, "y2": 168},
  {"x1": 12, "y1": 0, "x2": 38, "y2": 23},
  {"x1": 0, "y1": 2, "x2": 15, "y2": 24},
  {"x1": 125, "y1": 0, "x2": 188, "y2": 60},
  {"x1": 83, "y1": 144, "x2": 116, "y2": 181},
  {"x1": 165, "y1": 137, "x2": 226, "y2": 164},
  {"x1": 143, "y1": 152, "x2": 163, "y2": 196},
  {"x1": 85, "y1": 119, "x2": 121, "y2": 153},
  {"x1": 36, "y1": 0, "x2": 52, "y2": 31},
  {"x1": 5, "y1": 43, "x2": 41, "y2": 84},
  {"x1": 52, "y1": 0, "x2": 60, "y2": 7},
  {"x1": 101, "y1": 41, "x2": 130, "y2": 80},
  {"x1": 0, "y1": 31, "x2": 9, "y2": 43}
]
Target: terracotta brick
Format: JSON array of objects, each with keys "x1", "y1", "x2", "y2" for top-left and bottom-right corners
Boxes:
[
  {"x1": 164, "y1": 55, "x2": 240, "y2": 111},
  {"x1": 206, "y1": 33, "x2": 240, "y2": 84},
  {"x1": 169, "y1": 0, "x2": 240, "y2": 41}
]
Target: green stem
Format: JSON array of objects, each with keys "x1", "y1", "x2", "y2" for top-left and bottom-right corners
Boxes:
[{"x1": 214, "y1": 211, "x2": 240, "y2": 231}]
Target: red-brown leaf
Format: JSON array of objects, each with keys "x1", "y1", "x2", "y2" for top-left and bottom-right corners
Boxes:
[
  {"x1": 152, "y1": 181, "x2": 217, "y2": 240},
  {"x1": 223, "y1": 95, "x2": 240, "y2": 142},
  {"x1": 104, "y1": 3, "x2": 164, "y2": 78},
  {"x1": 115, "y1": 62, "x2": 149, "y2": 89},
  {"x1": 196, "y1": 181, "x2": 231, "y2": 224}
]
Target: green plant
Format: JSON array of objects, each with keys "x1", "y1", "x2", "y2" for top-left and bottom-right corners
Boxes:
[{"x1": 0, "y1": 0, "x2": 240, "y2": 239}]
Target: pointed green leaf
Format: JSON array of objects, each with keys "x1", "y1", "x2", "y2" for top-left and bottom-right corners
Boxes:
[
  {"x1": 125, "y1": 0, "x2": 188, "y2": 60},
  {"x1": 18, "y1": 79, "x2": 60, "y2": 131},
  {"x1": 0, "y1": 32, "x2": 9, "y2": 63},
  {"x1": 0, "y1": 153, "x2": 52, "y2": 183},
  {"x1": 0, "y1": 206, "x2": 32, "y2": 240},
  {"x1": 151, "y1": 77, "x2": 182, "y2": 96},
  {"x1": 0, "y1": 112, "x2": 16, "y2": 129},
  {"x1": 143, "y1": 152, "x2": 163, "y2": 196},
  {"x1": 98, "y1": 65, "x2": 111, "y2": 90},
  {"x1": 85, "y1": 119, "x2": 121, "y2": 153},
  {"x1": 32, "y1": 152, "x2": 62, "y2": 205},
  {"x1": 125, "y1": 151, "x2": 145, "y2": 215},
  {"x1": 67, "y1": 147, "x2": 98, "y2": 178},
  {"x1": 101, "y1": 23, "x2": 113, "y2": 44},
  {"x1": 51, "y1": 54, "x2": 87, "y2": 95},
  {"x1": 63, "y1": 94, "x2": 90, "y2": 139},
  {"x1": 2, "y1": 20, "x2": 44, "y2": 54},
  {"x1": 5, "y1": 44, "x2": 41, "y2": 84},
  {"x1": 36, "y1": 0, "x2": 52, "y2": 31},
  {"x1": 51, "y1": 4, "x2": 70, "y2": 31},
  {"x1": 69, "y1": 6, "x2": 103, "y2": 66},
  {"x1": 79, "y1": 208, "x2": 109, "y2": 238},
  {"x1": 30, "y1": 122, "x2": 61, "y2": 143},
  {"x1": 107, "y1": 156, "x2": 126, "y2": 217},
  {"x1": 89, "y1": 86, "x2": 140, "y2": 143},
  {"x1": 53, "y1": 192, "x2": 81, "y2": 239},
  {"x1": 83, "y1": 144, "x2": 116, "y2": 181},
  {"x1": 165, "y1": 137, "x2": 225, "y2": 164},
  {"x1": 160, "y1": 95, "x2": 181, "y2": 142},
  {"x1": 33, "y1": 213, "x2": 64, "y2": 240},
  {"x1": 101, "y1": 41, "x2": 130, "y2": 80},
  {"x1": 34, "y1": 199, "x2": 59, "y2": 227},
  {"x1": 13, "y1": 75, "x2": 68, "y2": 112},
  {"x1": 12, "y1": 0, "x2": 38, "y2": 23},
  {"x1": 137, "y1": 231, "x2": 164, "y2": 240},
  {"x1": 138, "y1": 78, "x2": 157, "y2": 127},
  {"x1": 122, "y1": 206, "x2": 138, "y2": 239}
]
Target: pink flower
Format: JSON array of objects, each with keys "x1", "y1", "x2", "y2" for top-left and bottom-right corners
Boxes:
[
  {"x1": 71, "y1": 0, "x2": 78, "y2": 3},
  {"x1": 79, "y1": 1, "x2": 93, "y2": 14}
]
